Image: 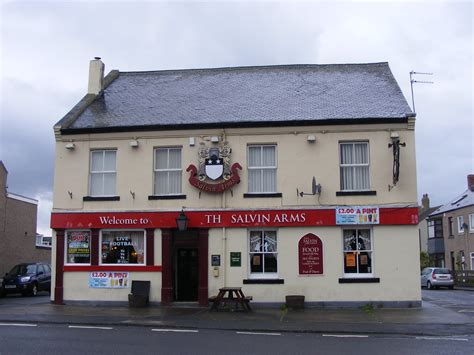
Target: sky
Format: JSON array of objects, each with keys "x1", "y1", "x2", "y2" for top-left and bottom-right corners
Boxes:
[{"x1": 0, "y1": 0, "x2": 473, "y2": 236}]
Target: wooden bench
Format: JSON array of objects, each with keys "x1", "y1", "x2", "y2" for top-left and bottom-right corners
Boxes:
[{"x1": 209, "y1": 287, "x2": 252, "y2": 312}]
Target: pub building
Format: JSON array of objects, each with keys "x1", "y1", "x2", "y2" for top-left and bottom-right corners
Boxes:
[{"x1": 50, "y1": 59, "x2": 421, "y2": 307}]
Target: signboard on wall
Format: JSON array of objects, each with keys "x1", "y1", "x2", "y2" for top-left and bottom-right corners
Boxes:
[
  {"x1": 89, "y1": 272, "x2": 130, "y2": 288},
  {"x1": 230, "y1": 252, "x2": 241, "y2": 267},
  {"x1": 298, "y1": 233, "x2": 323, "y2": 275},
  {"x1": 336, "y1": 206, "x2": 380, "y2": 225}
]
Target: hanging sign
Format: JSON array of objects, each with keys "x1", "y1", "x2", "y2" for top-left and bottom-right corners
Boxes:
[
  {"x1": 336, "y1": 206, "x2": 379, "y2": 225},
  {"x1": 187, "y1": 143, "x2": 242, "y2": 193},
  {"x1": 89, "y1": 271, "x2": 130, "y2": 288},
  {"x1": 298, "y1": 233, "x2": 323, "y2": 275}
]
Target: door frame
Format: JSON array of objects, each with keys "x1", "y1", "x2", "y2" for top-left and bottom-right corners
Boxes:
[{"x1": 161, "y1": 228, "x2": 208, "y2": 306}]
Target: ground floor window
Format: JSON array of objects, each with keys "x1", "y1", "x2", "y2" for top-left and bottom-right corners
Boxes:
[
  {"x1": 343, "y1": 228, "x2": 372, "y2": 276},
  {"x1": 249, "y1": 230, "x2": 278, "y2": 278},
  {"x1": 101, "y1": 230, "x2": 145, "y2": 265},
  {"x1": 66, "y1": 230, "x2": 91, "y2": 264}
]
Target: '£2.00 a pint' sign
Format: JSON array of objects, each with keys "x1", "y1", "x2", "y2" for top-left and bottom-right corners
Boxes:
[{"x1": 187, "y1": 142, "x2": 242, "y2": 193}]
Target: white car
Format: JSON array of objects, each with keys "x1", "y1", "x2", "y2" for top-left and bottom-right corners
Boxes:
[{"x1": 421, "y1": 267, "x2": 454, "y2": 289}]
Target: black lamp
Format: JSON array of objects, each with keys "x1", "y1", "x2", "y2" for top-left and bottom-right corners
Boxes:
[{"x1": 176, "y1": 209, "x2": 188, "y2": 231}]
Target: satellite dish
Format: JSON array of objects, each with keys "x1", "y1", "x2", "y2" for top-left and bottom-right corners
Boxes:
[
  {"x1": 312, "y1": 177, "x2": 317, "y2": 195},
  {"x1": 298, "y1": 176, "x2": 321, "y2": 197}
]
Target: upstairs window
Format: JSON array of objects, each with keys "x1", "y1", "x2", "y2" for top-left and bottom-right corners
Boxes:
[
  {"x1": 89, "y1": 150, "x2": 117, "y2": 196},
  {"x1": 154, "y1": 147, "x2": 182, "y2": 195},
  {"x1": 457, "y1": 216, "x2": 465, "y2": 234},
  {"x1": 339, "y1": 142, "x2": 370, "y2": 191},
  {"x1": 248, "y1": 145, "x2": 277, "y2": 193}
]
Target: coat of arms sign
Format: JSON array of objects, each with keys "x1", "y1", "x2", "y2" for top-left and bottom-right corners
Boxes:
[{"x1": 187, "y1": 142, "x2": 242, "y2": 193}]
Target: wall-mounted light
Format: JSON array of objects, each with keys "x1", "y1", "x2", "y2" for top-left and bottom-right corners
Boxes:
[
  {"x1": 189, "y1": 137, "x2": 195, "y2": 146},
  {"x1": 129, "y1": 140, "x2": 139, "y2": 148},
  {"x1": 211, "y1": 136, "x2": 219, "y2": 143},
  {"x1": 65, "y1": 143, "x2": 75, "y2": 150},
  {"x1": 176, "y1": 209, "x2": 188, "y2": 231},
  {"x1": 307, "y1": 135, "x2": 316, "y2": 143}
]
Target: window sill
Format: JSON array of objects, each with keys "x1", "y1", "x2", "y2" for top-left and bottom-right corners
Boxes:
[
  {"x1": 336, "y1": 191, "x2": 376, "y2": 196},
  {"x1": 83, "y1": 196, "x2": 120, "y2": 201},
  {"x1": 243, "y1": 279, "x2": 284, "y2": 284},
  {"x1": 338, "y1": 277, "x2": 380, "y2": 284},
  {"x1": 148, "y1": 195, "x2": 186, "y2": 200},
  {"x1": 243, "y1": 193, "x2": 282, "y2": 198}
]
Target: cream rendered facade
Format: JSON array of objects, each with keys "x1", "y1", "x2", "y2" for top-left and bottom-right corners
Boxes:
[{"x1": 51, "y1": 122, "x2": 420, "y2": 306}]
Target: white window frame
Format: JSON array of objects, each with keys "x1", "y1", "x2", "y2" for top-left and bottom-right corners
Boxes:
[
  {"x1": 153, "y1": 147, "x2": 182, "y2": 196},
  {"x1": 65, "y1": 230, "x2": 91, "y2": 265},
  {"x1": 89, "y1": 149, "x2": 117, "y2": 196},
  {"x1": 36, "y1": 234, "x2": 52, "y2": 248},
  {"x1": 248, "y1": 229, "x2": 278, "y2": 279},
  {"x1": 471, "y1": 252, "x2": 474, "y2": 271},
  {"x1": 342, "y1": 227, "x2": 374, "y2": 278},
  {"x1": 247, "y1": 144, "x2": 277, "y2": 193},
  {"x1": 469, "y1": 214, "x2": 474, "y2": 233},
  {"x1": 99, "y1": 229, "x2": 146, "y2": 266},
  {"x1": 457, "y1": 216, "x2": 465, "y2": 234},
  {"x1": 339, "y1": 141, "x2": 370, "y2": 191}
]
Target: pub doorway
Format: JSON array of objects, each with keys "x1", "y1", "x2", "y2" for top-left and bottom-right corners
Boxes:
[
  {"x1": 161, "y1": 228, "x2": 208, "y2": 306},
  {"x1": 175, "y1": 248, "x2": 198, "y2": 301},
  {"x1": 172, "y1": 229, "x2": 200, "y2": 303}
]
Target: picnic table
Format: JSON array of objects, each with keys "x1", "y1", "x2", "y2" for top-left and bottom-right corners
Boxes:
[{"x1": 209, "y1": 287, "x2": 252, "y2": 312}]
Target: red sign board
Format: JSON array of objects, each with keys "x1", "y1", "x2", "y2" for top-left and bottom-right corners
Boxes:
[
  {"x1": 298, "y1": 233, "x2": 323, "y2": 275},
  {"x1": 50, "y1": 207, "x2": 418, "y2": 230}
]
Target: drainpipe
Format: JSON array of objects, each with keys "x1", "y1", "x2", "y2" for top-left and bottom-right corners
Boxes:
[{"x1": 221, "y1": 130, "x2": 227, "y2": 287}]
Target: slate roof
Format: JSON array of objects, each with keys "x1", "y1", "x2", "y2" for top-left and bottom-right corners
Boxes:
[
  {"x1": 56, "y1": 63, "x2": 414, "y2": 133},
  {"x1": 430, "y1": 188, "x2": 474, "y2": 217}
]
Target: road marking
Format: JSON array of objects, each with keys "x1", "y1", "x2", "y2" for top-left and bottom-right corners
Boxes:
[
  {"x1": 0, "y1": 323, "x2": 37, "y2": 327},
  {"x1": 236, "y1": 331, "x2": 281, "y2": 336},
  {"x1": 68, "y1": 325, "x2": 113, "y2": 330},
  {"x1": 151, "y1": 329, "x2": 199, "y2": 333},
  {"x1": 323, "y1": 334, "x2": 369, "y2": 338},
  {"x1": 416, "y1": 336, "x2": 468, "y2": 342},
  {"x1": 458, "y1": 309, "x2": 474, "y2": 313}
]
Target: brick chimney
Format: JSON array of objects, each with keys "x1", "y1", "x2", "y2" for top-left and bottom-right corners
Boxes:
[
  {"x1": 421, "y1": 193, "x2": 430, "y2": 211},
  {"x1": 88, "y1": 57, "x2": 105, "y2": 95},
  {"x1": 468, "y1": 174, "x2": 474, "y2": 192}
]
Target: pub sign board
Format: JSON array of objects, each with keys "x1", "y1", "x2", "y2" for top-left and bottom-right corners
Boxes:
[{"x1": 298, "y1": 233, "x2": 323, "y2": 275}]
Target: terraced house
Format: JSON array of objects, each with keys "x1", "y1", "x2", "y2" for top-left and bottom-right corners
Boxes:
[{"x1": 50, "y1": 59, "x2": 420, "y2": 307}]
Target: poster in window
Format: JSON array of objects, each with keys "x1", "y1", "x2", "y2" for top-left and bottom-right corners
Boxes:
[
  {"x1": 360, "y1": 254, "x2": 368, "y2": 265},
  {"x1": 67, "y1": 231, "x2": 91, "y2": 263},
  {"x1": 346, "y1": 253, "x2": 356, "y2": 267},
  {"x1": 298, "y1": 233, "x2": 323, "y2": 275},
  {"x1": 252, "y1": 255, "x2": 260, "y2": 266}
]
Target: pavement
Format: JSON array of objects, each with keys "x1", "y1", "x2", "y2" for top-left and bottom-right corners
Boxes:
[{"x1": 1, "y1": 290, "x2": 474, "y2": 337}]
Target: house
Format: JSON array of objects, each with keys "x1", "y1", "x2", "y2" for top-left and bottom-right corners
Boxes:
[
  {"x1": 50, "y1": 59, "x2": 420, "y2": 307},
  {"x1": 0, "y1": 161, "x2": 51, "y2": 276},
  {"x1": 429, "y1": 175, "x2": 474, "y2": 271},
  {"x1": 418, "y1": 194, "x2": 441, "y2": 256}
]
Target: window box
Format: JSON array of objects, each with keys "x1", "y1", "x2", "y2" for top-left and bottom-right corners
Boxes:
[
  {"x1": 243, "y1": 193, "x2": 282, "y2": 198},
  {"x1": 83, "y1": 196, "x2": 120, "y2": 201},
  {"x1": 336, "y1": 191, "x2": 376, "y2": 196},
  {"x1": 148, "y1": 195, "x2": 186, "y2": 200}
]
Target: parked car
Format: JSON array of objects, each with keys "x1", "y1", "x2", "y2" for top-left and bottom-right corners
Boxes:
[
  {"x1": 0, "y1": 263, "x2": 51, "y2": 297},
  {"x1": 420, "y1": 267, "x2": 454, "y2": 290}
]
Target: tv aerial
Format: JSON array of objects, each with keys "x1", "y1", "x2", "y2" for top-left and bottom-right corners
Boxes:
[
  {"x1": 297, "y1": 176, "x2": 321, "y2": 197},
  {"x1": 409, "y1": 71, "x2": 434, "y2": 113}
]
